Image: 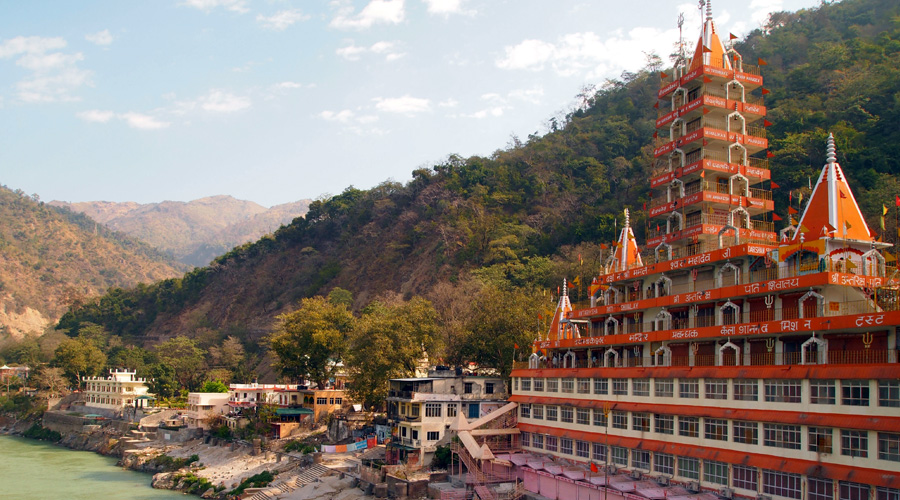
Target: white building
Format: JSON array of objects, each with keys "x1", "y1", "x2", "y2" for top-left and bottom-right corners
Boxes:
[
  {"x1": 185, "y1": 392, "x2": 231, "y2": 429},
  {"x1": 82, "y1": 369, "x2": 150, "y2": 411}
]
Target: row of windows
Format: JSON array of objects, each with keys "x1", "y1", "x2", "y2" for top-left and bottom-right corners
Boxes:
[
  {"x1": 514, "y1": 377, "x2": 900, "y2": 407},
  {"x1": 519, "y1": 404, "x2": 900, "y2": 461},
  {"x1": 520, "y1": 432, "x2": 900, "y2": 500},
  {"x1": 399, "y1": 402, "x2": 461, "y2": 418}
]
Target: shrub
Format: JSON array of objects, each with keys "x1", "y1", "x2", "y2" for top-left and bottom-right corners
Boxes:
[{"x1": 230, "y1": 470, "x2": 275, "y2": 496}]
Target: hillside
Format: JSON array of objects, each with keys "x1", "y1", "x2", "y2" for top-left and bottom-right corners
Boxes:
[
  {"x1": 0, "y1": 186, "x2": 186, "y2": 339},
  {"x1": 51, "y1": 196, "x2": 311, "y2": 267},
  {"x1": 59, "y1": 0, "x2": 900, "y2": 350}
]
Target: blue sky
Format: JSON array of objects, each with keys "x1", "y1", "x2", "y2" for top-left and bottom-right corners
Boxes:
[{"x1": 1, "y1": 0, "x2": 823, "y2": 207}]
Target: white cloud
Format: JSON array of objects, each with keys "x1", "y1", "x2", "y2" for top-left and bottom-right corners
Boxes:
[
  {"x1": 257, "y1": 9, "x2": 310, "y2": 31},
  {"x1": 199, "y1": 90, "x2": 251, "y2": 113},
  {"x1": 0, "y1": 36, "x2": 92, "y2": 102},
  {"x1": 495, "y1": 39, "x2": 556, "y2": 71},
  {"x1": 373, "y1": 95, "x2": 430, "y2": 115},
  {"x1": 121, "y1": 112, "x2": 170, "y2": 130},
  {"x1": 181, "y1": 0, "x2": 249, "y2": 14},
  {"x1": 509, "y1": 86, "x2": 544, "y2": 104},
  {"x1": 85, "y1": 30, "x2": 113, "y2": 46},
  {"x1": 422, "y1": 0, "x2": 474, "y2": 16},
  {"x1": 273, "y1": 81, "x2": 305, "y2": 89},
  {"x1": 319, "y1": 109, "x2": 356, "y2": 123},
  {"x1": 337, "y1": 40, "x2": 405, "y2": 61},
  {"x1": 463, "y1": 106, "x2": 504, "y2": 119},
  {"x1": 330, "y1": 0, "x2": 405, "y2": 30},
  {"x1": 749, "y1": 0, "x2": 783, "y2": 26},
  {"x1": 438, "y1": 98, "x2": 458, "y2": 108},
  {"x1": 77, "y1": 109, "x2": 115, "y2": 123}
]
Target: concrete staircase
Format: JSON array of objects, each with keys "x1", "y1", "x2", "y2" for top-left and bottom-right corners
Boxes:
[
  {"x1": 245, "y1": 463, "x2": 332, "y2": 500},
  {"x1": 122, "y1": 429, "x2": 155, "y2": 449}
]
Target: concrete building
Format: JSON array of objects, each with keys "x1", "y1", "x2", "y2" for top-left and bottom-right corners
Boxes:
[
  {"x1": 82, "y1": 369, "x2": 150, "y2": 412},
  {"x1": 386, "y1": 367, "x2": 509, "y2": 465},
  {"x1": 185, "y1": 392, "x2": 231, "y2": 429}
]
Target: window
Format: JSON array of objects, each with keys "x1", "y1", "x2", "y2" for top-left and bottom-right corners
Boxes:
[
  {"x1": 519, "y1": 404, "x2": 531, "y2": 419},
  {"x1": 513, "y1": 378, "x2": 518, "y2": 392},
  {"x1": 593, "y1": 408, "x2": 607, "y2": 427},
  {"x1": 879, "y1": 433, "x2": 900, "y2": 462},
  {"x1": 612, "y1": 411, "x2": 628, "y2": 430},
  {"x1": 633, "y1": 450, "x2": 650, "y2": 470},
  {"x1": 679, "y1": 379, "x2": 699, "y2": 398},
  {"x1": 532, "y1": 434, "x2": 543, "y2": 449},
  {"x1": 335, "y1": 398, "x2": 343, "y2": 405},
  {"x1": 578, "y1": 378, "x2": 591, "y2": 394},
  {"x1": 533, "y1": 378, "x2": 544, "y2": 392},
  {"x1": 561, "y1": 378, "x2": 574, "y2": 393},
  {"x1": 655, "y1": 414, "x2": 674, "y2": 435},
  {"x1": 841, "y1": 429, "x2": 868, "y2": 457},
  {"x1": 594, "y1": 378, "x2": 608, "y2": 395},
  {"x1": 704, "y1": 460, "x2": 728, "y2": 485},
  {"x1": 678, "y1": 456, "x2": 699, "y2": 480},
  {"x1": 577, "y1": 407, "x2": 590, "y2": 425},
  {"x1": 560, "y1": 406, "x2": 573, "y2": 423},
  {"x1": 679, "y1": 416, "x2": 699, "y2": 437},
  {"x1": 733, "y1": 421, "x2": 758, "y2": 445},
  {"x1": 655, "y1": 379, "x2": 674, "y2": 398},
  {"x1": 521, "y1": 378, "x2": 531, "y2": 391},
  {"x1": 839, "y1": 481, "x2": 870, "y2": 500},
  {"x1": 592, "y1": 443, "x2": 607, "y2": 462},
  {"x1": 704, "y1": 418, "x2": 728, "y2": 441},
  {"x1": 545, "y1": 436, "x2": 558, "y2": 452},
  {"x1": 547, "y1": 378, "x2": 559, "y2": 392},
  {"x1": 877, "y1": 487, "x2": 900, "y2": 500},
  {"x1": 447, "y1": 404, "x2": 458, "y2": 417},
  {"x1": 809, "y1": 477, "x2": 834, "y2": 500},
  {"x1": 545, "y1": 405, "x2": 557, "y2": 421},
  {"x1": 532, "y1": 404, "x2": 543, "y2": 420},
  {"x1": 654, "y1": 452, "x2": 674, "y2": 475},
  {"x1": 317, "y1": 397, "x2": 328, "y2": 404},
  {"x1": 412, "y1": 430, "x2": 419, "y2": 440},
  {"x1": 734, "y1": 379, "x2": 759, "y2": 401},
  {"x1": 560, "y1": 438, "x2": 573, "y2": 455},
  {"x1": 464, "y1": 382, "x2": 473, "y2": 394},
  {"x1": 521, "y1": 432, "x2": 531, "y2": 448},
  {"x1": 411, "y1": 404, "x2": 420, "y2": 417},
  {"x1": 611, "y1": 446, "x2": 628, "y2": 466},
  {"x1": 764, "y1": 423, "x2": 801, "y2": 449},
  {"x1": 705, "y1": 380, "x2": 728, "y2": 400},
  {"x1": 401, "y1": 427, "x2": 407, "y2": 437},
  {"x1": 485, "y1": 382, "x2": 494, "y2": 394},
  {"x1": 633, "y1": 412, "x2": 650, "y2": 432},
  {"x1": 613, "y1": 378, "x2": 628, "y2": 395},
  {"x1": 763, "y1": 469, "x2": 802, "y2": 499},
  {"x1": 425, "y1": 403, "x2": 441, "y2": 418},
  {"x1": 733, "y1": 465, "x2": 757, "y2": 491},
  {"x1": 879, "y1": 381, "x2": 900, "y2": 407},
  {"x1": 811, "y1": 380, "x2": 836, "y2": 404},
  {"x1": 842, "y1": 380, "x2": 869, "y2": 406},
  {"x1": 427, "y1": 431, "x2": 440, "y2": 441},
  {"x1": 576, "y1": 440, "x2": 590, "y2": 458},
  {"x1": 765, "y1": 379, "x2": 802, "y2": 403},
  {"x1": 809, "y1": 427, "x2": 833, "y2": 454},
  {"x1": 633, "y1": 379, "x2": 650, "y2": 397}
]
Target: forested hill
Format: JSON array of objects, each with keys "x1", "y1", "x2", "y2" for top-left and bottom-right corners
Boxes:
[
  {"x1": 0, "y1": 186, "x2": 186, "y2": 339},
  {"x1": 59, "y1": 0, "x2": 900, "y2": 348}
]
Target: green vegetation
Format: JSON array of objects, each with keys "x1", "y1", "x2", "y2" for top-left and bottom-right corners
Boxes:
[
  {"x1": 173, "y1": 472, "x2": 221, "y2": 494},
  {"x1": 283, "y1": 440, "x2": 318, "y2": 454},
  {"x1": 22, "y1": 424, "x2": 62, "y2": 442},
  {"x1": 229, "y1": 470, "x2": 275, "y2": 496},
  {"x1": 150, "y1": 453, "x2": 200, "y2": 472},
  {"x1": 199, "y1": 380, "x2": 229, "y2": 393}
]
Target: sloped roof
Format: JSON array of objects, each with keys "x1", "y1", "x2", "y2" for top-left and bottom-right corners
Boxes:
[
  {"x1": 792, "y1": 134, "x2": 873, "y2": 243},
  {"x1": 688, "y1": 2, "x2": 732, "y2": 72},
  {"x1": 612, "y1": 209, "x2": 642, "y2": 272},
  {"x1": 545, "y1": 279, "x2": 573, "y2": 341}
]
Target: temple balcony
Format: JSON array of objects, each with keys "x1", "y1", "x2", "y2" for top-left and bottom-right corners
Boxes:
[
  {"x1": 654, "y1": 126, "x2": 767, "y2": 158},
  {"x1": 651, "y1": 151, "x2": 769, "y2": 182},
  {"x1": 658, "y1": 59, "x2": 763, "y2": 99}
]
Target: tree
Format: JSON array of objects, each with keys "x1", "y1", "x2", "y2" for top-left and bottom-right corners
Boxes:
[
  {"x1": 346, "y1": 294, "x2": 439, "y2": 408},
  {"x1": 154, "y1": 336, "x2": 206, "y2": 390},
  {"x1": 147, "y1": 363, "x2": 179, "y2": 399},
  {"x1": 199, "y1": 379, "x2": 229, "y2": 393},
  {"x1": 31, "y1": 367, "x2": 67, "y2": 396},
  {"x1": 268, "y1": 296, "x2": 354, "y2": 388},
  {"x1": 53, "y1": 336, "x2": 107, "y2": 388}
]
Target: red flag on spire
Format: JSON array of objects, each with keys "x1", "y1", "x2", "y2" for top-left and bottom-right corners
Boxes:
[
  {"x1": 761, "y1": 88, "x2": 770, "y2": 95},
  {"x1": 703, "y1": 76, "x2": 712, "y2": 83},
  {"x1": 660, "y1": 71, "x2": 669, "y2": 79},
  {"x1": 767, "y1": 151, "x2": 775, "y2": 158},
  {"x1": 514, "y1": 343, "x2": 519, "y2": 349},
  {"x1": 702, "y1": 107, "x2": 710, "y2": 114},
  {"x1": 758, "y1": 57, "x2": 768, "y2": 65},
  {"x1": 788, "y1": 206, "x2": 798, "y2": 215},
  {"x1": 771, "y1": 181, "x2": 780, "y2": 189},
  {"x1": 702, "y1": 45, "x2": 712, "y2": 53},
  {"x1": 730, "y1": 33, "x2": 738, "y2": 40},
  {"x1": 590, "y1": 462, "x2": 599, "y2": 473},
  {"x1": 772, "y1": 213, "x2": 783, "y2": 221},
  {"x1": 653, "y1": 101, "x2": 659, "y2": 109},
  {"x1": 840, "y1": 191, "x2": 847, "y2": 199},
  {"x1": 763, "y1": 119, "x2": 773, "y2": 127},
  {"x1": 653, "y1": 131, "x2": 658, "y2": 138},
  {"x1": 895, "y1": 195, "x2": 900, "y2": 207}
]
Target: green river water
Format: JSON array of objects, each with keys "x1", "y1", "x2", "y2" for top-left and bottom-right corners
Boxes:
[{"x1": 0, "y1": 435, "x2": 186, "y2": 500}]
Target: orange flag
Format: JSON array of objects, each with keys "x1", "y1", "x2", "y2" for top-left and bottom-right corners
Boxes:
[
  {"x1": 660, "y1": 71, "x2": 669, "y2": 78},
  {"x1": 590, "y1": 462, "x2": 599, "y2": 473},
  {"x1": 730, "y1": 33, "x2": 738, "y2": 40},
  {"x1": 758, "y1": 57, "x2": 768, "y2": 65},
  {"x1": 763, "y1": 119, "x2": 773, "y2": 127},
  {"x1": 761, "y1": 88, "x2": 770, "y2": 95}
]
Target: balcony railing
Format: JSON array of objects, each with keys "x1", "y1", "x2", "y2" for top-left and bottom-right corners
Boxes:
[
  {"x1": 513, "y1": 348, "x2": 898, "y2": 371},
  {"x1": 658, "y1": 89, "x2": 765, "y2": 120},
  {"x1": 652, "y1": 151, "x2": 769, "y2": 178},
  {"x1": 660, "y1": 60, "x2": 762, "y2": 88}
]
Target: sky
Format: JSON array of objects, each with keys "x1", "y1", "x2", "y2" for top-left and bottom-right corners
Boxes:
[{"x1": 0, "y1": 0, "x2": 825, "y2": 208}]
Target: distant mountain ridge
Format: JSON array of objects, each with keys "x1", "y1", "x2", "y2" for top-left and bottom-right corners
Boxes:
[
  {"x1": 51, "y1": 196, "x2": 311, "y2": 266},
  {"x1": 0, "y1": 185, "x2": 186, "y2": 339}
]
